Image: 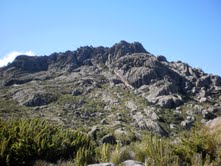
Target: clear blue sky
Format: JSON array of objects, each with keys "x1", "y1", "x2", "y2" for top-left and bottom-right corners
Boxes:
[{"x1": 0, "y1": 0, "x2": 221, "y2": 75}]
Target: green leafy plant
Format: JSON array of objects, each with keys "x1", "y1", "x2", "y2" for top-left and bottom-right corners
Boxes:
[
  {"x1": 96, "y1": 143, "x2": 112, "y2": 163},
  {"x1": 0, "y1": 118, "x2": 94, "y2": 166},
  {"x1": 74, "y1": 147, "x2": 95, "y2": 166},
  {"x1": 173, "y1": 128, "x2": 216, "y2": 165}
]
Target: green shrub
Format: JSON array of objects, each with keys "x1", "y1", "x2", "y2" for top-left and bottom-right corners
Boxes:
[
  {"x1": 131, "y1": 135, "x2": 178, "y2": 166},
  {"x1": 96, "y1": 143, "x2": 112, "y2": 163},
  {"x1": 74, "y1": 147, "x2": 95, "y2": 166},
  {"x1": 110, "y1": 144, "x2": 131, "y2": 165},
  {"x1": 173, "y1": 128, "x2": 216, "y2": 165},
  {"x1": 0, "y1": 118, "x2": 94, "y2": 166}
]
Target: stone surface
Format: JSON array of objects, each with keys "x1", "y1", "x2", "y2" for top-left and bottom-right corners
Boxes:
[
  {"x1": 202, "y1": 110, "x2": 216, "y2": 120},
  {"x1": 125, "y1": 101, "x2": 138, "y2": 111},
  {"x1": 122, "y1": 160, "x2": 144, "y2": 166},
  {"x1": 181, "y1": 120, "x2": 193, "y2": 130},
  {"x1": 1, "y1": 40, "x2": 221, "y2": 138},
  {"x1": 206, "y1": 117, "x2": 221, "y2": 129},
  {"x1": 13, "y1": 90, "x2": 57, "y2": 107},
  {"x1": 1, "y1": 41, "x2": 221, "y2": 111},
  {"x1": 72, "y1": 89, "x2": 82, "y2": 96},
  {"x1": 88, "y1": 126, "x2": 100, "y2": 139},
  {"x1": 100, "y1": 118, "x2": 109, "y2": 125},
  {"x1": 132, "y1": 112, "x2": 168, "y2": 136},
  {"x1": 88, "y1": 163, "x2": 115, "y2": 166},
  {"x1": 100, "y1": 135, "x2": 117, "y2": 145}
]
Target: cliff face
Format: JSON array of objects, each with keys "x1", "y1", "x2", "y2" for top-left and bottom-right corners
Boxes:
[{"x1": 0, "y1": 41, "x2": 221, "y2": 136}]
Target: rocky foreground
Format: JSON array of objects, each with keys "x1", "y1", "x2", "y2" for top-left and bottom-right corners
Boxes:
[{"x1": 0, "y1": 41, "x2": 221, "y2": 165}]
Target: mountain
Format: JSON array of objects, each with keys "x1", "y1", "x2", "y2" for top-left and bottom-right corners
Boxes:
[
  {"x1": 0, "y1": 41, "x2": 221, "y2": 108},
  {"x1": 0, "y1": 41, "x2": 221, "y2": 131},
  {"x1": 0, "y1": 40, "x2": 221, "y2": 137},
  {"x1": 1, "y1": 41, "x2": 221, "y2": 165}
]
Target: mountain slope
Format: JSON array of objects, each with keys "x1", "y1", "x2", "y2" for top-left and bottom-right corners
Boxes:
[{"x1": 0, "y1": 41, "x2": 221, "y2": 138}]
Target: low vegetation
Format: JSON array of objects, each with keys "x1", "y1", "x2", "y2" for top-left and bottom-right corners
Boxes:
[
  {"x1": 0, "y1": 118, "x2": 95, "y2": 166},
  {"x1": 1, "y1": 118, "x2": 221, "y2": 166}
]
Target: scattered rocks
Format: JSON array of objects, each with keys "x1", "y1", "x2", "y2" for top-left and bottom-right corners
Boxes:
[{"x1": 1, "y1": 40, "x2": 221, "y2": 140}]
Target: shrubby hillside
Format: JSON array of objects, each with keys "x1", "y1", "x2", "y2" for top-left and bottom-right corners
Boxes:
[{"x1": 0, "y1": 41, "x2": 221, "y2": 165}]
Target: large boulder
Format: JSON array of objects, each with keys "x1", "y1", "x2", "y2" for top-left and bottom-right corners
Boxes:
[
  {"x1": 144, "y1": 108, "x2": 159, "y2": 120},
  {"x1": 125, "y1": 101, "x2": 138, "y2": 112},
  {"x1": 100, "y1": 135, "x2": 117, "y2": 145},
  {"x1": 13, "y1": 89, "x2": 57, "y2": 107},
  {"x1": 24, "y1": 93, "x2": 57, "y2": 107},
  {"x1": 206, "y1": 117, "x2": 221, "y2": 129},
  {"x1": 143, "y1": 80, "x2": 183, "y2": 108},
  {"x1": 132, "y1": 112, "x2": 168, "y2": 136},
  {"x1": 154, "y1": 95, "x2": 183, "y2": 108}
]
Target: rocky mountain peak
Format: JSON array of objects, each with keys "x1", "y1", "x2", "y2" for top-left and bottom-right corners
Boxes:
[
  {"x1": 0, "y1": 41, "x2": 221, "y2": 109},
  {"x1": 1, "y1": 40, "x2": 221, "y2": 142},
  {"x1": 111, "y1": 40, "x2": 147, "y2": 53},
  {"x1": 8, "y1": 55, "x2": 48, "y2": 72},
  {"x1": 1, "y1": 41, "x2": 147, "y2": 74},
  {"x1": 107, "y1": 41, "x2": 148, "y2": 63}
]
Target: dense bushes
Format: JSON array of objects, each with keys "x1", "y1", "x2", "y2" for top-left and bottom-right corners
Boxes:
[
  {"x1": 1, "y1": 118, "x2": 221, "y2": 166},
  {"x1": 0, "y1": 119, "x2": 95, "y2": 166},
  {"x1": 93, "y1": 128, "x2": 221, "y2": 166},
  {"x1": 93, "y1": 131, "x2": 221, "y2": 166},
  {"x1": 173, "y1": 129, "x2": 216, "y2": 164}
]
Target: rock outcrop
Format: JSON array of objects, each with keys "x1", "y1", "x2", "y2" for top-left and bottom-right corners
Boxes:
[
  {"x1": 1, "y1": 41, "x2": 220, "y2": 108},
  {"x1": 1, "y1": 42, "x2": 221, "y2": 107},
  {"x1": 0, "y1": 40, "x2": 221, "y2": 136},
  {"x1": 12, "y1": 89, "x2": 57, "y2": 107}
]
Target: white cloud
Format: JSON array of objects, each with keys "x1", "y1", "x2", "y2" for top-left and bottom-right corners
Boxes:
[{"x1": 0, "y1": 51, "x2": 35, "y2": 67}]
